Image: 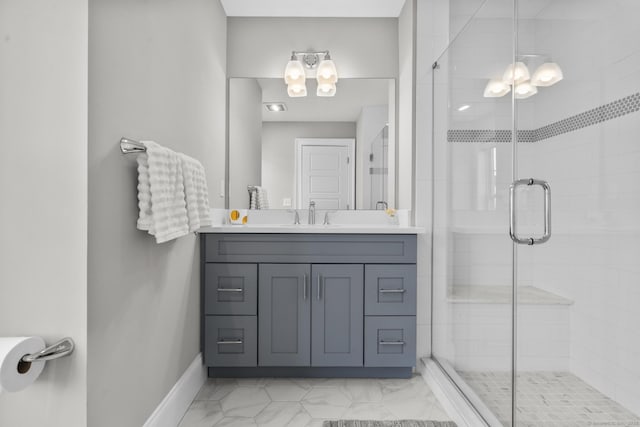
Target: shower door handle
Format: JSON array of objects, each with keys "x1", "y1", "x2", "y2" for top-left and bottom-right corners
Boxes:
[{"x1": 509, "y1": 178, "x2": 551, "y2": 245}]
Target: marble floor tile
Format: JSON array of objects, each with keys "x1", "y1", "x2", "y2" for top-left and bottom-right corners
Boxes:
[
  {"x1": 301, "y1": 387, "x2": 351, "y2": 419},
  {"x1": 342, "y1": 402, "x2": 395, "y2": 420},
  {"x1": 340, "y1": 379, "x2": 383, "y2": 403},
  {"x1": 179, "y1": 401, "x2": 224, "y2": 427},
  {"x1": 264, "y1": 378, "x2": 312, "y2": 401},
  {"x1": 214, "y1": 417, "x2": 257, "y2": 427},
  {"x1": 196, "y1": 379, "x2": 238, "y2": 401},
  {"x1": 254, "y1": 402, "x2": 311, "y2": 427},
  {"x1": 180, "y1": 375, "x2": 454, "y2": 427},
  {"x1": 221, "y1": 387, "x2": 271, "y2": 417}
]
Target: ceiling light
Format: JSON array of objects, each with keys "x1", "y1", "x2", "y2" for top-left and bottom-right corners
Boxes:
[
  {"x1": 531, "y1": 62, "x2": 563, "y2": 87},
  {"x1": 483, "y1": 79, "x2": 511, "y2": 98},
  {"x1": 514, "y1": 81, "x2": 538, "y2": 99},
  {"x1": 284, "y1": 50, "x2": 338, "y2": 97},
  {"x1": 317, "y1": 82, "x2": 337, "y2": 97},
  {"x1": 457, "y1": 104, "x2": 471, "y2": 111},
  {"x1": 503, "y1": 62, "x2": 530, "y2": 85},
  {"x1": 264, "y1": 103, "x2": 287, "y2": 112}
]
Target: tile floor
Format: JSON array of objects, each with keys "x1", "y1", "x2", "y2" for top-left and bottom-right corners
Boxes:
[
  {"x1": 460, "y1": 371, "x2": 640, "y2": 427},
  {"x1": 178, "y1": 375, "x2": 452, "y2": 427}
]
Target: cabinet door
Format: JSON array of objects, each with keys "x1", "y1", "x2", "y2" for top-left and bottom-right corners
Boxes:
[
  {"x1": 311, "y1": 264, "x2": 364, "y2": 366},
  {"x1": 259, "y1": 264, "x2": 311, "y2": 366}
]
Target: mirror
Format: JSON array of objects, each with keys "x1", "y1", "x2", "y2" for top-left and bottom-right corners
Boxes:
[{"x1": 227, "y1": 78, "x2": 396, "y2": 210}]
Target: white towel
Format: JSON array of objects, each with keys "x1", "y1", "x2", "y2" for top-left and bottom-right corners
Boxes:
[
  {"x1": 248, "y1": 186, "x2": 269, "y2": 210},
  {"x1": 179, "y1": 153, "x2": 212, "y2": 232},
  {"x1": 136, "y1": 141, "x2": 189, "y2": 243}
]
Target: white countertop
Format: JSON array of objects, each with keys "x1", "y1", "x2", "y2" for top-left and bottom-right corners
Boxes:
[{"x1": 198, "y1": 224, "x2": 426, "y2": 234}]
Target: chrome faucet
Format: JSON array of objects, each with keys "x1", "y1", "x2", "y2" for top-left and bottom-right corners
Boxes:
[{"x1": 308, "y1": 201, "x2": 316, "y2": 225}]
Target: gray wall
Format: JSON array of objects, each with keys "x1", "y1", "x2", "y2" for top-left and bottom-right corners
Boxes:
[
  {"x1": 228, "y1": 79, "x2": 263, "y2": 208},
  {"x1": 87, "y1": 0, "x2": 226, "y2": 426},
  {"x1": 0, "y1": 1, "x2": 88, "y2": 426},
  {"x1": 262, "y1": 122, "x2": 356, "y2": 209},
  {"x1": 228, "y1": 17, "x2": 399, "y2": 78}
]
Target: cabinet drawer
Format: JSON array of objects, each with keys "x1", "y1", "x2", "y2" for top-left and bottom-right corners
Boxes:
[
  {"x1": 205, "y1": 316, "x2": 257, "y2": 367},
  {"x1": 365, "y1": 316, "x2": 416, "y2": 367},
  {"x1": 365, "y1": 265, "x2": 416, "y2": 316},
  {"x1": 204, "y1": 264, "x2": 257, "y2": 315}
]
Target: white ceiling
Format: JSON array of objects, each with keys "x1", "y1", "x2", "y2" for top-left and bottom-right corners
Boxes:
[
  {"x1": 257, "y1": 78, "x2": 390, "y2": 122},
  {"x1": 220, "y1": 0, "x2": 407, "y2": 17}
]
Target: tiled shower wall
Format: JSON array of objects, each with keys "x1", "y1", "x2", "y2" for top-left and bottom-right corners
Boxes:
[{"x1": 516, "y1": 2, "x2": 640, "y2": 415}]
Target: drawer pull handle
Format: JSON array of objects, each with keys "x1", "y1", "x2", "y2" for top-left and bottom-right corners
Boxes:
[
  {"x1": 217, "y1": 288, "x2": 244, "y2": 293},
  {"x1": 379, "y1": 341, "x2": 405, "y2": 346},
  {"x1": 379, "y1": 289, "x2": 406, "y2": 294},
  {"x1": 217, "y1": 340, "x2": 243, "y2": 345}
]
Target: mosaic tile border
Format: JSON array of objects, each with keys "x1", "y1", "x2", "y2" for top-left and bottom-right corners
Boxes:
[{"x1": 447, "y1": 92, "x2": 640, "y2": 143}]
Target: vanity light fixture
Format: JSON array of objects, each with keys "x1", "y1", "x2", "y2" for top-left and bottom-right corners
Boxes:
[
  {"x1": 264, "y1": 103, "x2": 287, "y2": 112},
  {"x1": 284, "y1": 50, "x2": 338, "y2": 97},
  {"x1": 458, "y1": 104, "x2": 471, "y2": 111},
  {"x1": 531, "y1": 62, "x2": 563, "y2": 87}
]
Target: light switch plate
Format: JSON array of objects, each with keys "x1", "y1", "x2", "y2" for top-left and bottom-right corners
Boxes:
[{"x1": 282, "y1": 198, "x2": 292, "y2": 207}]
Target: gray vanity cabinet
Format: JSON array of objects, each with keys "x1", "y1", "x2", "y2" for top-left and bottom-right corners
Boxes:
[
  {"x1": 311, "y1": 265, "x2": 364, "y2": 367},
  {"x1": 259, "y1": 264, "x2": 311, "y2": 366},
  {"x1": 203, "y1": 233, "x2": 417, "y2": 377}
]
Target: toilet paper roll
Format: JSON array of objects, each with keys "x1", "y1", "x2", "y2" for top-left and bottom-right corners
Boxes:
[{"x1": 0, "y1": 336, "x2": 46, "y2": 392}]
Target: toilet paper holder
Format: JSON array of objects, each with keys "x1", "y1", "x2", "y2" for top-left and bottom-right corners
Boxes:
[{"x1": 21, "y1": 338, "x2": 75, "y2": 363}]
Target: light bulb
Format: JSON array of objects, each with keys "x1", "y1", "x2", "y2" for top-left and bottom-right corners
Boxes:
[
  {"x1": 316, "y1": 82, "x2": 336, "y2": 97},
  {"x1": 483, "y1": 79, "x2": 511, "y2": 98},
  {"x1": 531, "y1": 62, "x2": 563, "y2": 87},
  {"x1": 503, "y1": 62, "x2": 530, "y2": 84},
  {"x1": 284, "y1": 59, "x2": 306, "y2": 84},
  {"x1": 287, "y1": 83, "x2": 307, "y2": 97},
  {"x1": 316, "y1": 59, "x2": 338, "y2": 84},
  {"x1": 514, "y1": 81, "x2": 537, "y2": 99}
]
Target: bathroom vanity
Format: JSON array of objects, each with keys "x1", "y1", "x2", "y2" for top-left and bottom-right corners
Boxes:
[{"x1": 200, "y1": 228, "x2": 420, "y2": 378}]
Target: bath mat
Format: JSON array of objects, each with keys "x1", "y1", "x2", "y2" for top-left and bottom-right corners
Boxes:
[{"x1": 323, "y1": 421, "x2": 457, "y2": 427}]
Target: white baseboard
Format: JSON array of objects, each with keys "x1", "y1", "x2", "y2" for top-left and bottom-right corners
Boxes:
[
  {"x1": 420, "y1": 358, "x2": 492, "y2": 427},
  {"x1": 143, "y1": 353, "x2": 207, "y2": 427}
]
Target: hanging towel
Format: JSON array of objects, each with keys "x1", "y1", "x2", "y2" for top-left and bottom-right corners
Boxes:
[
  {"x1": 248, "y1": 186, "x2": 269, "y2": 210},
  {"x1": 136, "y1": 141, "x2": 189, "y2": 243},
  {"x1": 179, "y1": 153, "x2": 212, "y2": 232}
]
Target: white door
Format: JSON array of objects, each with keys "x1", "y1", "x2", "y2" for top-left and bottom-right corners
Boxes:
[{"x1": 295, "y1": 139, "x2": 355, "y2": 210}]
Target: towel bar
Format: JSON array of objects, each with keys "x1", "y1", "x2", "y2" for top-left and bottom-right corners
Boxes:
[{"x1": 120, "y1": 137, "x2": 146, "y2": 154}]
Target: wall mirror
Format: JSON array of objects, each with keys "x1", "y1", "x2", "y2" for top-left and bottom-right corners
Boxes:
[{"x1": 227, "y1": 78, "x2": 396, "y2": 210}]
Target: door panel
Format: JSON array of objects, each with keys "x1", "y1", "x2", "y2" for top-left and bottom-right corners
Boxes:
[
  {"x1": 311, "y1": 264, "x2": 363, "y2": 367},
  {"x1": 259, "y1": 264, "x2": 311, "y2": 366},
  {"x1": 297, "y1": 139, "x2": 354, "y2": 209}
]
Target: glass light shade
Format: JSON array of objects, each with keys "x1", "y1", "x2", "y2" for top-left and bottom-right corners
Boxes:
[
  {"x1": 316, "y1": 59, "x2": 338, "y2": 84},
  {"x1": 316, "y1": 82, "x2": 337, "y2": 97},
  {"x1": 503, "y1": 62, "x2": 530, "y2": 84},
  {"x1": 514, "y1": 81, "x2": 538, "y2": 99},
  {"x1": 287, "y1": 83, "x2": 307, "y2": 97},
  {"x1": 284, "y1": 60, "x2": 305, "y2": 84},
  {"x1": 531, "y1": 62, "x2": 563, "y2": 87},
  {"x1": 483, "y1": 79, "x2": 511, "y2": 98}
]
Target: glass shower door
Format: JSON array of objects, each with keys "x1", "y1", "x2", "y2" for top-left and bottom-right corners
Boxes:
[
  {"x1": 431, "y1": 1, "x2": 516, "y2": 424},
  {"x1": 512, "y1": 0, "x2": 640, "y2": 425}
]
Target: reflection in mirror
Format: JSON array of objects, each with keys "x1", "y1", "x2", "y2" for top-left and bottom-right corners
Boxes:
[{"x1": 227, "y1": 78, "x2": 395, "y2": 210}]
